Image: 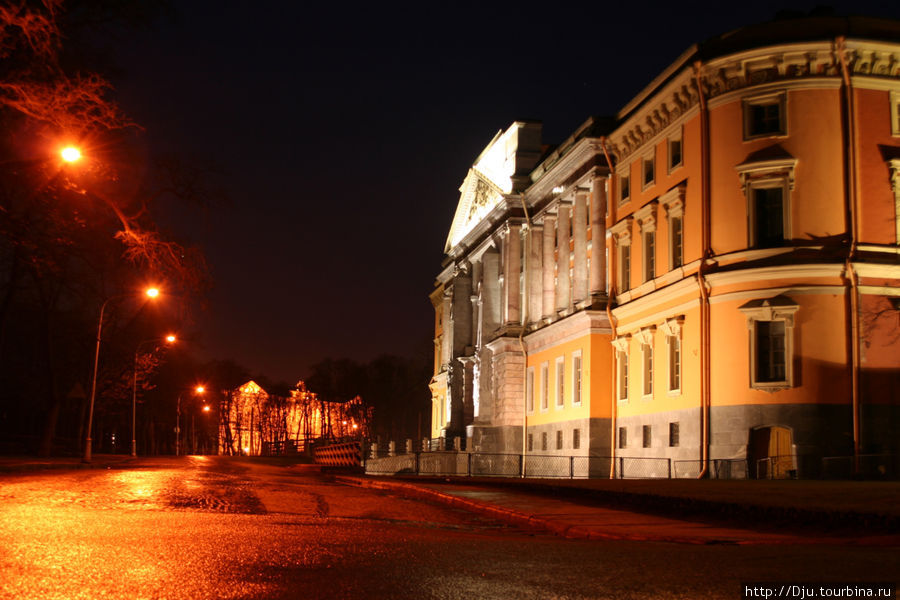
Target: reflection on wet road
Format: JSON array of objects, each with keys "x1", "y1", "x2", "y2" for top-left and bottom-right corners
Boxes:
[{"x1": 2, "y1": 457, "x2": 898, "y2": 600}]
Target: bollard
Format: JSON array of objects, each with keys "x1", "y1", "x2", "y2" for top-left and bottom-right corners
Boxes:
[{"x1": 421, "y1": 438, "x2": 429, "y2": 452}]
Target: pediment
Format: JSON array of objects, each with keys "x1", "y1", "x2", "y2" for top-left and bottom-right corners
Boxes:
[{"x1": 444, "y1": 169, "x2": 505, "y2": 252}]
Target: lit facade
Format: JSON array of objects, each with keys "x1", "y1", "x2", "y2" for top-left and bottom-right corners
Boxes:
[{"x1": 431, "y1": 17, "x2": 900, "y2": 477}]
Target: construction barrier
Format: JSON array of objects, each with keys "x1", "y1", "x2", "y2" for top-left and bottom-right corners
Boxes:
[{"x1": 313, "y1": 441, "x2": 362, "y2": 467}]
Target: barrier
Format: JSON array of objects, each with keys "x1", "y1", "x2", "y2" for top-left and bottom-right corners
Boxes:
[{"x1": 313, "y1": 441, "x2": 362, "y2": 467}]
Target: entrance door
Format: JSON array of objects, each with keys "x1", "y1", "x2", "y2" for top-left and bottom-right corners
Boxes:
[{"x1": 750, "y1": 426, "x2": 794, "y2": 479}]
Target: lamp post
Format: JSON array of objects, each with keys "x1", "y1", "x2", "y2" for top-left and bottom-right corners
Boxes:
[
  {"x1": 176, "y1": 385, "x2": 205, "y2": 456},
  {"x1": 131, "y1": 334, "x2": 176, "y2": 457},
  {"x1": 83, "y1": 287, "x2": 161, "y2": 463}
]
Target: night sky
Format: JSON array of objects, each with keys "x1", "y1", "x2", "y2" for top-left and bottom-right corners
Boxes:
[{"x1": 105, "y1": 0, "x2": 900, "y2": 384}]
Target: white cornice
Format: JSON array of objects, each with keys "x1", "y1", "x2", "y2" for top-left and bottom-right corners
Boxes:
[
  {"x1": 524, "y1": 310, "x2": 611, "y2": 355},
  {"x1": 854, "y1": 263, "x2": 900, "y2": 279},
  {"x1": 710, "y1": 286, "x2": 845, "y2": 305},
  {"x1": 612, "y1": 276, "x2": 699, "y2": 322},
  {"x1": 706, "y1": 264, "x2": 845, "y2": 287},
  {"x1": 527, "y1": 138, "x2": 607, "y2": 204}
]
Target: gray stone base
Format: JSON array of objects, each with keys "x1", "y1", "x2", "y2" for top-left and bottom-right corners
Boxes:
[{"x1": 467, "y1": 424, "x2": 523, "y2": 454}]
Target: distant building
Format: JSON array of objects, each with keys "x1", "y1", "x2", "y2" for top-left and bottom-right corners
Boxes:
[
  {"x1": 218, "y1": 380, "x2": 369, "y2": 456},
  {"x1": 430, "y1": 16, "x2": 900, "y2": 478}
]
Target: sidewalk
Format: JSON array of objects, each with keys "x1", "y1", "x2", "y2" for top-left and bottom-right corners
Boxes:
[
  {"x1": 0, "y1": 454, "x2": 141, "y2": 473},
  {"x1": 334, "y1": 475, "x2": 900, "y2": 546}
]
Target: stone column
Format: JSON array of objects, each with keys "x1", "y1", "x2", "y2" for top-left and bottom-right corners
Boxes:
[
  {"x1": 527, "y1": 224, "x2": 543, "y2": 326},
  {"x1": 482, "y1": 247, "x2": 501, "y2": 339},
  {"x1": 556, "y1": 205, "x2": 571, "y2": 313},
  {"x1": 441, "y1": 290, "x2": 453, "y2": 369},
  {"x1": 590, "y1": 176, "x2": 608, "y2": 302},
  {"x1": 573, "y1": 191, "x2": 588, "y2": 306},
  {"x1": 503, "y1": 223, "x2": 521, "y2": 326},
  {"x1": 542, "y1": 215, "x2": 556, "y2": 322},
  {"x1": 452, "y1": 265, "x2": 472, "y2": 356},
  {"x1": 470, "y1": 260, "x2": 482, "y2": 348}
]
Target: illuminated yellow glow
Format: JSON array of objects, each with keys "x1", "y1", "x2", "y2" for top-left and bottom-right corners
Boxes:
[
  {"x1": 202, "y1": 405, "x2": 210, "y2": 412},
  {"x1": 195, "y1": 386, "x2": 205, "y2": 394},
  {"x1": 145, "y1": 288, "x2": 160, "y2": 298},
  {"x1": 60, "y1": 146, "x2": 82, "y2": 163},
  {"x1": 242, "y1": 446, "x2": 250, "y2": 454},
  {"x1": 165, "y1": 335, "x2": 176, "y2": 343}
]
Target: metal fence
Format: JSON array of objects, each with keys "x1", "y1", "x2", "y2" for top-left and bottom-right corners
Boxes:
[{"x1": 820, "y1": 453, "x2": 898, "y2": 480}]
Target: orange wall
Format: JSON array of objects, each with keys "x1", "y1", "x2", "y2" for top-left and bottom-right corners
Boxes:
[{"x1": 855, "y1": 88, "x2": 899, "y2": 244}]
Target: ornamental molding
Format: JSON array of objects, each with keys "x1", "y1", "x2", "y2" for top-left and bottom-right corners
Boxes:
[
  {"x1": 738, "y1": 295, "x2": 799, "y2": 329},
  {"x1": 659, "y1": 316, "x2": 685, "y2": 338},
  {"x1": 608, "y1": 39, "x2": 900, "y2": 163},
  {"x1": 633, "y1": 200, "x2": 659, "y2": 232},
  {"x1": 609, "y1": 217, "x2": 634, "y2": 246},
  {"x1": 889, "y1": 158, "x2": 900, "y2": 193},
  {"x1": 660, "y1": 185, "x2": 686, "y2": 219},
  {"x1": 611, "y1": 334, "x2": 631, "y2": 352},
  {"x1": 736, "y1": 155, "x2": 798, "y2": 190},
  {"x1": 634, "y1": 325, "x2": 657, "y2": 345}
]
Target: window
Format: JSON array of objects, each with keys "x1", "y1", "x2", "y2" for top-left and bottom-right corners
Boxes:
[
  {"x1": 752, "y1": 185, "x2": 785, "y2": 248},
  {"x1": 540, "y1": 362, "x2": 549, "y2": 411},
  {"x1": 610, "y1": 218, "x2": 633, "y2": 294},
  {"x1": 619, "y1": 172, "x2": 630, "y2": 204},
  {"x1": 669, "y1": 422, "x2": 680, "y2": 447},
  {"x1": 642, "y1": 153, "x2": 655, "y2": 188},
  {"x1": 541, "y1": 432, "x2": 548, "y2": 452},
  {"x1": 618, "y1": 350, "x2": 629, "y2": 401},
  {"x1": 892, "y1": 91, "x2": 900, "y2": 136},
  {"x1": 736, "y1": 159, "x2": 794, "y2": 251},
  {"x1": 613, "y1": 336, "x2": 630, "y2": 402},
  {"x1": 571, "y1": 352, "x2": 583, "y2": 406},
  {"x1": 526, "y1": 367, "x2": 534, "y2": 413},
  {"x1": 739, "y1": 296, "x2": 798, "y2": 390},
  {"x1": 556, "y1": 430, "x2": 563, "y2": 450},
  {"x1": 660, "y1": 185, "x2": 685, "y2": 272},
  {"x1": 668, "y1": 134, "x2": 683, "y2": 171},
  {"x1": 642, "y1": 342, "x2": 653, "y2": 397},
  {"x1": 555, "y1": 357, "x2": 565, "y2": 408},
  {"x1": 744, "y1": 92, "x2": 786, "y2": 139},
  {"x1": 642, "y1": 425, "x2": 651, "y2": 448},
  {"x1": 618, "y1": 427, "x2": 627, "y2": 449},
  {"x1": 527, "y1": 433, "x2": 533, "y2": 452},
  {"x1": 668, "y1": 334, "x2": 682, "y2": 393},
  {"x1": 670, "y1": 216, "x2": 683, "y2": 269},
  {"x1": 573, "y1": 428, "x2": 581, "y2": 450},
  {"x1": 620, "y1": 245, "x2": 631, "y2": 292},
  {"x1": 643, "y1": 230, "x2": 655, "y2": 282},
  {"x1": 755, "y1": 321, "x2": 786, "y2": 383}
]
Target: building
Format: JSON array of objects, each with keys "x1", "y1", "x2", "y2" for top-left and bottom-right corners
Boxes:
[{"x1": 430, "y1": 15, "x2": 900, "y2": 478}]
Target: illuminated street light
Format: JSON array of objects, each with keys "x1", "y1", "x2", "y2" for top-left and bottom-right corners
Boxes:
[
  {"x1": 177, "y1": 384, "x2": 206, "y2": 456},
  {"x1": 60, "y1": 145, "x2": 82, "y2": 163},
  {"x1": 84, "y1": 287, "x2": 162, "y2": 463},
  {"x1": 131, "y1": 333, "x2": 177, "y2": 457}
]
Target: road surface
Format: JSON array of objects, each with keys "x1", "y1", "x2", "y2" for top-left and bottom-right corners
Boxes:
[{"x1": 0, "y1": 456, "x2": 896, "y2": 599}]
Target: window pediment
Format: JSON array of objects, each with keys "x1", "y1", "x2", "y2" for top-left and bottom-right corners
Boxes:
[
  {"x1": 738, "y1": 295, "x2": 799, "y2": 328},
  {"x1": 611, "y1": 334, "x2": 631, "y2": 352},
  {"x1": 735, "y1": 145, "x2": 797, "y2": 191},
  {"x1": 610, "y1": 217, "x2": 634, "y2": 246},
  {"x1": 633, "y1": 201, "x2": 659, "y2": 233}
]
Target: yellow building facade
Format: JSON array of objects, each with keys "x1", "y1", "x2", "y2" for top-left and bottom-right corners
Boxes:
[{"x1": 431, "y1": 16, "x2": 900, "y2": 478}]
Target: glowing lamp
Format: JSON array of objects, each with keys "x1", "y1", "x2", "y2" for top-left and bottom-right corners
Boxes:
[
  {"x1": 166, "y1": 335, "x2": 176, "y2": 343},
  {"x1": 195, "y1": 386, "x2": 205, "y2": 394},
  {"x1": 145, "y1": 288, "x2": 160, "y2": 298},
  {"x1": 61, "y1": 146, "x2": 82, "y2": 163}
]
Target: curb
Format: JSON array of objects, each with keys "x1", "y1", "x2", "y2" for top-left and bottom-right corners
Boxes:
[{"x1": 334, "y1": 475, "x2": 900, "y2": 547}]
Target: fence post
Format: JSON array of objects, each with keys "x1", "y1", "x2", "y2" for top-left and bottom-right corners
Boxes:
[
  {"x1": 667, "y1": 458, "x2": 672, "y2": 479},
  {"x1": 453, "y1": 436, "x2": 461, "y2": 451},
  {"x1": 388, "y1": 441, "x2": 395, "y2": 457},
  {"x1": 519, "y1": 453, "x2": 525, "y2": 478},
  {"x1": 415, "y1": 451, "x2": 420, "y2": 475},
  {"x1": 467, "y1": 452, "x2": 472, "y2": 477},
  {"x1": 405, "y1": 439, "x2": 412, "y2": 454},
  {"x1": 570, "y1": 456, "x2": 574, "y2": 479}
]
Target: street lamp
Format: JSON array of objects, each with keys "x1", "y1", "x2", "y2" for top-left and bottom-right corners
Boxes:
[
  {"x1": 176, "y1": 385, "x2": 205, "y2": 457},
  {"x1": 83, "y1": 287, "x2": 161, "y2": 463},
  {"x1": 60, "y1": 146, "x2": 82, "y2": 163},
  {"x1": 131, "y1": 333, "x2": 177, "y2": 457}
]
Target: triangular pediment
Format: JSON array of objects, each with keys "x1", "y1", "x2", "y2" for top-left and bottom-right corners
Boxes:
[{"x1": 444, "y1": 122, "x2": 542, "y2": 253}]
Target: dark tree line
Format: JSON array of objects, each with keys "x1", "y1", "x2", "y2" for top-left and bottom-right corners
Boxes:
[{"x1": 0, "y1": 1, "x2": 210, "y2": 456}]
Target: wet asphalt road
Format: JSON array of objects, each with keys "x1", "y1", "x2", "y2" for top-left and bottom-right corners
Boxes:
[{"x1": 1, "y1": 456, "x2": 897, "y2": 599}]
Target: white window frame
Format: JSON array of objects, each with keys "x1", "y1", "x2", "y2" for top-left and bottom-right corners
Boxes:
[
  {"x1": 889, "y1": 90, "x2": 899, "y2": 137},
  {"x1": 660, "y1": 186, "x2": 685, "y2": 272},
  {"x1": 634, "y1": 201, "x2": 657, "y2": 283},
  {"x1": 612, "y1": 336, "x2": 631, "y2": 403},
  {"x1": 636, "y1": 327, "x2": 656, "y2": 399},
  {"x1": 668, "y1": 128, "x2": 684, "y2": 173},
  {"x1": 660, "y1": 317, "x2": 684, "y2": 396},
  {"x1": 743, "y1": 90, "x2": 787, "y2": 140},
  {"x1": 617, "y1": 164, "x2": 631, "y2": 206},
  {"x1": 540, "y1": 362, "x2": 549, "y2": 412},
  {"x1": 889, "y1": 159, "x2": 900, "y2": 245},
  {"x1": 736, "y1": 158, "x2": 796, "y2": 251},
  {"x1": 526, "y1": 366, "x2": 535, "y2": 414},
  {"x1": 573, "y1": 428, "x2": 581, "y2": 450},
  {"x1": 555, "y1": 356, "x2": 565, "y2": 409},
  {"x1": 739, "y1": 296, "x2": 799, "y2": 391},
  {"x1": 571, "y1": 350, "x2": 583, "y2": 407},
  {"x1": 642, "y1": 150, "x2": 655, "y2": 190},
  {"x1": 610, "y1": 217, "x2": 633, "y2": 294}
]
